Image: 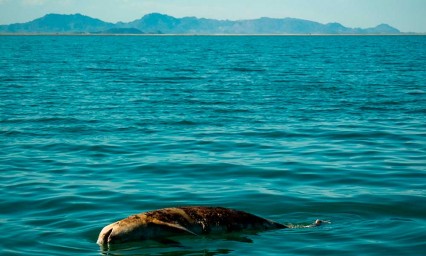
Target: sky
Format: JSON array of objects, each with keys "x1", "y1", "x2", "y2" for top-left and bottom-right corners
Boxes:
[{"x1": 0, "y1": 0, "x2": 425, "y2": 32}]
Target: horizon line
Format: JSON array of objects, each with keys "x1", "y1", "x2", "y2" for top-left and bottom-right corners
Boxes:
[{"x1": 1, "y1": 33, "x2": 424, "y2": 36}]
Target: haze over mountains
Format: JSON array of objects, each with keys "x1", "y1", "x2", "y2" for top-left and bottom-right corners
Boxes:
[{"x1": 0, "y1": 13, "x2": 401, "y2": 34}]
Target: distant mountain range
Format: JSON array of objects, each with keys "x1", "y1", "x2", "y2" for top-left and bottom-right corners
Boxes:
[{"x1": 0, "y1": 13, "x2": 401, "y2": 35}]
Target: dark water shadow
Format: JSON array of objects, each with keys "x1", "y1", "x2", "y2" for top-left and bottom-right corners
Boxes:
[
  {"x1": 96, "y1": 232, "x2": 263, "y2": 256},
  {"x1": 98, "y1": 240, "x2": 233, "y2": 256}
]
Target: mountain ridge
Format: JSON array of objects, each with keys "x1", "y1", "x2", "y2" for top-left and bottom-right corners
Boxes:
[{"x1": 0, "y1": 13, "x2": 401, "y2": 34}]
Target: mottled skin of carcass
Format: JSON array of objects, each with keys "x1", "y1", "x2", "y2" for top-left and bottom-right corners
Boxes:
[{"x1": 97, "y1": 206, "x2": 288, "y2": 245}]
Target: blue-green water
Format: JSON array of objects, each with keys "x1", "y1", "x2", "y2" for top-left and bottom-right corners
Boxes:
[{"x1": 1, "y1": 35, "x2": 425, "y2": 255}]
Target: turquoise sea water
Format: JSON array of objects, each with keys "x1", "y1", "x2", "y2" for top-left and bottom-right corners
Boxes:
[{"x1": 1, "y1": 35, "x2": 425, "y2": 255}]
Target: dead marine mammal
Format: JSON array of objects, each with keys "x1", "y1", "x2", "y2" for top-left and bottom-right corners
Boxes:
[{"x1": 97, "y1": 206, "x2": 288, "y2": 245}]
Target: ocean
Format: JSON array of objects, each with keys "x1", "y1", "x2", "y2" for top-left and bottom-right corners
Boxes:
[{"x1": 0, "y1": 35, "x2": 425, "y2": 255}]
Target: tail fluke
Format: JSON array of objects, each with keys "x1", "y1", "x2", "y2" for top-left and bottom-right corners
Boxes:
[{"x1": 286, "y1": 219, "x2": 331, "y2": 229}]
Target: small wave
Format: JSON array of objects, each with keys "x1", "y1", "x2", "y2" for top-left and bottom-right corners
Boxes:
[
  {"x1": 230, "y1": 67, "x2": 267, "y2": 72},
  {"x1": 406, "y1": 89, "x2": 425, "y2": 95},
  {"x1": 0, "y1": 116, "x2": 89, "y2": 124}
]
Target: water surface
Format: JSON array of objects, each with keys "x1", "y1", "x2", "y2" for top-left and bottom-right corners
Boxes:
[{"x1": 1, "y1": 35, "x2": 425, "y2": 255}]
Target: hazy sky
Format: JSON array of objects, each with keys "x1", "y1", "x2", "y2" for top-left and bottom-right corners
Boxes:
[{"x1": 0, "y1": 0, "x2": 425, "y2": 32}]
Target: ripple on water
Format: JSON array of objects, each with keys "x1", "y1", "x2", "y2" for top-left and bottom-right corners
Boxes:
[{"x1": 0, "y1": 35, "x2": 425, "y2": 256}]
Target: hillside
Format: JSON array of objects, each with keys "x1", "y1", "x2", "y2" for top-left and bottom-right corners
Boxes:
[{"x1": 0, "y1": 13, "x2": 401, "y2": 34}]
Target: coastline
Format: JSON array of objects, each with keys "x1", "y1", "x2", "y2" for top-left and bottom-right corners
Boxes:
[{"x1": 0, "y1": 33, "x2": 424, "y2": 36}]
